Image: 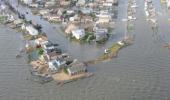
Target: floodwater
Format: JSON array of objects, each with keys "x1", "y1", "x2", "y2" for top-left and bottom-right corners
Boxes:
[{"x1": 1, "y1": 0, "x2": 170, "y2": 100}]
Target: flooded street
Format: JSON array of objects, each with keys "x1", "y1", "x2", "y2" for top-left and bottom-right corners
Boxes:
[{"x1": 1, "y1": 0, "x2": 170, "y2": 100}]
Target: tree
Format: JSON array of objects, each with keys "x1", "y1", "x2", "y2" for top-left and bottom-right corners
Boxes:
[{"x1": 38, "y1": 48, "x2": 44, "y2": 56}]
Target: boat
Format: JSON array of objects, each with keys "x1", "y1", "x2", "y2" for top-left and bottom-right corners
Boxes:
[
  {"x1": 117, "y1": 41, "x2": 125, "y2": 46},
  {"x1": 104, "y1": 49, "x2": 109, "y2": 54}
]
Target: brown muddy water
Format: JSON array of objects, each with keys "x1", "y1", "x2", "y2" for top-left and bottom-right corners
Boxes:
[{"x1": 0, "y1": 0, "x2": 170, "y2": 100}]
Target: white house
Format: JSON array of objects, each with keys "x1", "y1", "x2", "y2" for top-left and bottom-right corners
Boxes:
[
  {"x1": 7, "y1": 15, "x2": 14, "y2": 22},
  {"x1": 48, "y1": 60, "x2": 59, "y2": 71},
  {"x1": 29, "y1": 3, "x2": 39, "y2": 8},
  {"x1": 106, "y1": 0, "x2": 114, "y2": 3},
  {"x1": 69, "y1": 17, "x2": 75, "y2": 22},
  {"x1": 81, "y1": 8, "x2": 93, "y2": 14},
  {"x1": 48, "y1": 15, "x2": 61, "y2": 22},
  {"x1": 167, "y1": 0, "x2": 170, "y2": 8},
  {"x1": 0, "y1": 4, "x2": 6, "y2": 10},
  {"x1": 95, "y1": 28, "x2": 108, "y2": 41},
  {"x1": 39, "y1": 9, "x2": 50, "y2": 15},
  {"x1": 67, "y1": 10, "x2": 74, "y2": 15},
  {"x1": 72, "y1": 29, "x2": 85, "y2": 40},
  {"x1": 21, "y1": 0, "x2": 32, "y2": 5},
  {"x1": 128, "y1": 16, "x2": 136, "y2": 20},
  {"x1": 103, "y1": 2, "x2": 112, "y2": 7},
  {"x1": 48, "y1": 59, "x2": 66, "y2": 71},
  {"x1": 43, "y1": 43, "x2": 55, "y2": 50},
  {"x1": 77, "y1": 0, "x2": 86, "y2": 6},
  {"x1": 145, "y1": 10, "x2": 149, "y2": 17},
  {"x1": 25, "y1": 25, "x2": 38, "y2": 36}
]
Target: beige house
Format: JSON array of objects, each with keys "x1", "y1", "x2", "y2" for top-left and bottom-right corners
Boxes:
[
  {"x1": 60, "y1": 0, "x2": 70, "y2": 6},
  {"x1": 97, "y1": 14, "x2": 111, "y2": 23},
  {"x1": 67, "y1": 60, "x2": 87, "y2": 76},
  {"x1": 48, "y1": 15, "x2": 61, "y2": 22},
  {"x1": 65, "y1": 22, "x2": 79, "y2": 34}
]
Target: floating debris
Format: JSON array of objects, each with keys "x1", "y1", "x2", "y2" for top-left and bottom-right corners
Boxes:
[
  {"x1": 164, "y1": 43, "x2": 170, "y2": 49},
  {"x1": 16, "y1": 54, "x2": 22, "y2": 58},
  {"x1": 30, "y1": 69, "x2": 53, "y2": 84}
]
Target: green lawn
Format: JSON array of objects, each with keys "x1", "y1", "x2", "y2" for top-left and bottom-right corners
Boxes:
[
  {"x1": 0, "y1": 16, "x2": 7, "y2": 23},
  {"x1": 98, "y1": 43, "x2": 123, "y2": 60},
  {"x1": 49, "y1": 20, "x2": 61, "y2": 24},
  {"x1": 86, "y1": 43, "x2": 124, "y2": 64}
]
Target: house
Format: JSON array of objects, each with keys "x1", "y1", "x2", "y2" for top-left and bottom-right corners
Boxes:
[
  {"x1": 65, "y1": 23, "x2": 78, "y2": 34},
  {"x1": 25, "y1": 25, "x2": 39, "y2": 36},
  {"x1": 69, "y1": 14, "x2": 79, "y2": 22},
  {"x1": 35, "y1": 37, "x2": 48, "y2": 45},
  {"x1": 97, "y1": 14, "x2": 111, "y2": 23},
  {"x1": 67, "y1": 61, "x2": 87, "y2": 76},
  {"x1": 46, "y1": 51, "x2": 59, "y2": 61},
  {"x1": 80, "y1": 15, "x2": 93, "y2": 23},
  {"x1": 39, "y1": 9, "x2": 50, "y2": 15},
  {"x1": 87, "y1": 2, "x2": 97, "y2": 8},
  {"x1": 7, "y1": 15, "x2": 15, "y2": 22},
  {"x1": 43, "y1": 44, "x2": 55, "y2": 49},
  {"x1": 21, "y1": 0, "x2": 32, "y2": 5},
  {"x1": 39, "y1": 40, "x2": 49, "y2": 47},
  {"x1": 69, "y1": 16, "x2": 75, "y2": 22},
  {"x1": 45, "y1": 1, "x2": 56, "y2": 7},
  {"x1": 76, "y1": 0, "x2": 86, "y2": 6},
  {"x1": 145, "y1": 0, "x2": 152, "y2": 3},
  {"x1": 167, "y1": 0, "x2": 170, "y2": 8},
  {"x1": 83, "y1": 21, "x2": 94, "y2": 32},
  {"x1": 26, "y1": 40, "x2": 37, "y2": 47},
  {"x1": 106, "y1": 0, "x2": 114, "y2": 3},
  {"x1": 145, "y1": 10, "x2": 149, "y2": 17},
  {"x1": 48, "y1": 15, "x2": 61, "y2": 22},
  {"x1": 72, "y1": 29, "x2": 85, "y2": 40},
  {"x1": 57, "y1": 8, "x2": 63, "y2": 16},
  {"x1": 67, "y1": 10, "x2": 74, "y2": 15},
  {"x1": 95, "y1": 28, "x2": 108, "y2": 41},
  {"x1": 80, "y1": 8, "x2": 93, "y2": 14},
  {"x1": 128, "y1": 16, "x2": 136, "y2": 20},
  {"x1": 160, "y1": 0, "x2": 166, "y2": 3},
  {"x1": 45, "y1": 48, "x2": 62, "y2": 54},
  {"x1": 40, "y1": 48, "x2": 61, "y2": 62},
  {"x1": 60, "y1": 0, "x2": 70, "y2": 6},
  {"x1": 43, "y1": 42, "x2": 58, "y2": 50},
  {"x1": 13, "y1": 19, "x2": 23, "y2": 27},
  {"x1": 0, "y1": 4, "x2": 6, "y2": 10},
  {"x1": 55, "y1": 58, "x2": 66, "y2": 67},
  {"x1": 48, "y1": 58, "x2": 66, "y2": 71},
  {"x1": 106, "y1": 0, "x2": 118, "y2": 5},
  {"x1": 29, "y1": 3, "x2": 39, "y2": 8},
  {"x1": 103, "y1": 2, "x2": 113, "y2": 7}
]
